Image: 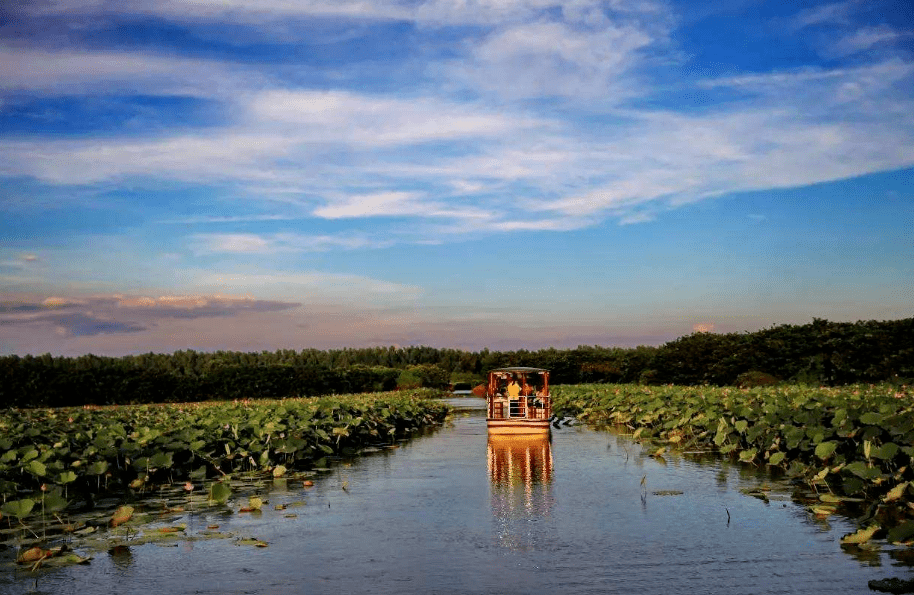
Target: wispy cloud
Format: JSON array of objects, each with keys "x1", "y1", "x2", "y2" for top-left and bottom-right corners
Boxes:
[
  {"x1": 451, "y1": 19, "x2": 656, "y2": 101},
  {"x1": 793, "y1": 0, "x2": 859, "y2": 28},
  {"x1": 825, "y1": 26, "x2": 912, "y2": 58},
  {"x1": 193, "y1": 270, "x2": 422, "y2": 303},
  {"x1": 189, "y1": 232, "x2": 391, "y2": 254},
  {"x1": 0, "y1": 293, "x2": 299, "y2": 338},
  {"x1": 0, "y1": 47, "x2": 264, "y2": 98}
]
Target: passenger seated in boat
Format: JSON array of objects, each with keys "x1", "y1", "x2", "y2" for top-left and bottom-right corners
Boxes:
[{"x1": 507, "y1": 378, "x2": 521, "y2": 398}]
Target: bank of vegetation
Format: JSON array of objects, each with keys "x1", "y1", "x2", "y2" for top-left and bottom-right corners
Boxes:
[
  {"x1": 552, "y1": 383, "x2": 914, "y2": 542},
  {"x1": 0, "y1": 391, "x2": 449, "y2": 523},
  {"x1": 2, "y1": 317, "x2": 912, "y2": 408}
]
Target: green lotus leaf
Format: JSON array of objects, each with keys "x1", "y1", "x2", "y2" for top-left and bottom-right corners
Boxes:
[
  {"x1": 87, "y1": 460, "x2": 109, "y2": 475},
  {"x1": 738, "y1": 448, "x2": 757, "y2": 462},
  {"x1": 209, "y1": 481, "x2": 232, "y2": 504},
  {"x1": 871, "y1": 442, "x2": 899, "y2": 460},
  {"x1": 189, "y1": 465, "x2": 208, "y2": 480},
  {"x1": 1, "y1": 498, "x2": 35, "y2": 519},
  {"x1": 44, "y1": 490, "x2": 69, "y2": 513},
  {"x1": 27, "y1": 460, "x2": 47, "y2": 476},
  {"x1": 149, "y1": 451, "x2": 173, "y2": 469},
  {"x1": 814, "y1": 441, "x2": 838, "y2": 459},
  {"x1": 58, "y1": 470, "x2": 78, "y2": 484},
  {"x1": 859, "y1": 412, "x2": 883, "y2": 425},
  {"x1": 768, "y1": 451, "x2": 786, "y2": 466}
]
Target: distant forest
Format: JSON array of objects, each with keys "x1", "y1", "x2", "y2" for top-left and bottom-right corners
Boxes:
[{"x1": 2, "y1": 317, "x2": 912, "y2": 408}]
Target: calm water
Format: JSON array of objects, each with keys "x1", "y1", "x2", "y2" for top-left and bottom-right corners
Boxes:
[{"x1": 3, "y1": 397, "x2": 912, "y2": 594}]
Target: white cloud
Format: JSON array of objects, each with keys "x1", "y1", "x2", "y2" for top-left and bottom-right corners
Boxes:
[
  {"x1": 313, "y1": 191, "x2": 424, "y2": 219},
  {"x1": 190, "y1": 232, "x2": 390, "y2": 254},
  {"x1": 0, "y1": 47, "x2": 262, "y2": 97},
  {"x1": 1, "y1": 2, "x2": 912, "y2": 241},
  {"x1": 793, "y1": 0, "x2": 858, "y2": 29},
  {"x1": 246, "y1": 90, "x2": 538, "y2": 145},
  {"x1": 195, "y1": 270, "x2": 422, "y2": 303},
  {"x1": 0, "y1": 131, "x2": 300, "y2": 185},
  {"x1": 25, "y1": 0, "x2": 663, "y2": 29},
  {"x1": 453, "y1": 19, "x2": 655, "y2": 100},
  {"x1": 826, "y1": 26, "x2": 911, "y2": 58},
  {"x1": 192, "y1": 233, "x2": 273, "y2": 254}
]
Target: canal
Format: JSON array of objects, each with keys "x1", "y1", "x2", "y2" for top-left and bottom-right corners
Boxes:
[{"x1": 3, "y1": 397, "x2": 912, "y2": 594}]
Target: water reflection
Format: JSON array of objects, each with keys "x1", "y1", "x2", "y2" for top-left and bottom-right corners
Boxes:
[
  {"x1": 107, "y1": 544, "x2": 134, "y2": 571},
  {"x1": 488, "y1": 435, "x2": 554, "y2": 551}
]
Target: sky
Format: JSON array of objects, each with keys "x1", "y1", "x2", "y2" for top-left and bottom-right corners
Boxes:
[{"x1": 1, "y1": 0, "x2": 912, "y2": 356}]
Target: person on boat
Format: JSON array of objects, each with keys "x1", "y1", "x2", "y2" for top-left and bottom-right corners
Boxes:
[{"x1": 507, "y1": 377, "x2": 521, "y2": 398}]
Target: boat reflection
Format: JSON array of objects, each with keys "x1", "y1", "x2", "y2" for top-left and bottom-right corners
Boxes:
[{"x1": 488, "y1": 435, "x2": 554, "y2": 551}]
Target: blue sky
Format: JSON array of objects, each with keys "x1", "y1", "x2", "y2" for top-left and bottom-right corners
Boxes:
[{"x1": 1, "y1": 0, "x2": 912, "y2": 356}]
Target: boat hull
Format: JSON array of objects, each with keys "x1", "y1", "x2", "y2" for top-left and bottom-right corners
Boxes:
[{"x1": 486, "y1": 418, "x2": 551, "y2": 436}]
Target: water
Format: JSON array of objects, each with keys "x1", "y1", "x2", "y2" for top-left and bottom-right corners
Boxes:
[{"x1": 2, "y1": 397, "x2": 912, "y2": 594}]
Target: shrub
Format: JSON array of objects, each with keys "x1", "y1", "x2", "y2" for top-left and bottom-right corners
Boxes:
[
  {"x1": 397, "y1": 364, "x2": 450, "y2": 390},
  {"x1": 735, "y1": 370, "x2": 779, "y2": 388}
]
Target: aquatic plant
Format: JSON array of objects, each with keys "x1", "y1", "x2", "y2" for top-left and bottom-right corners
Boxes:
[
  {"x1": 553, "y1": 383, "x2": 914, "y2": 536},
  {"x1": 0, "y1": 390, "x2": 448, "y2": 520}
]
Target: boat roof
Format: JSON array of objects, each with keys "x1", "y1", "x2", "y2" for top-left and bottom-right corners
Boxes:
[{"x1": 488, "y1": 367, "x2": 549, "y2": 374}]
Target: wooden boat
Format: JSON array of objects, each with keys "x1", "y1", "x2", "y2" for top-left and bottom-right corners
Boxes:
[{"x1": 485, "y1": 367, "x2": 551, "y2": 436}]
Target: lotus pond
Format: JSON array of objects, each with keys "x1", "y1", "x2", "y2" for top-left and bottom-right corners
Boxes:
[
  {"x1": 2, "y1": 395, "x2": 914, "y2": 594},
  {"x1": 551, "y1": 383, "x2": 914, "y2": 544}
]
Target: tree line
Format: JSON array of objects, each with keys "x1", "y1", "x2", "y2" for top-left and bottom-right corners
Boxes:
[{"x1": 1, "y1": 317, "x2": 911, "y2": 408}]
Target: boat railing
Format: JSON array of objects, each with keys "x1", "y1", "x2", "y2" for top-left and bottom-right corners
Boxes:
[{"x1": 488, "y1": 395, "x2": 551, "y2": 420}]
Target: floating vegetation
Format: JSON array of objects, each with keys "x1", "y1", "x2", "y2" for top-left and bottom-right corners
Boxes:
[
  {"x1": 0, "y1": 390, "x2": 446, "y2": 504},
  {"x1": 0, "y1": 390, "x2": 448, "y2": 576},
  {"x1": 553, "y1": 383, "x2": 914, "y2": 535}
]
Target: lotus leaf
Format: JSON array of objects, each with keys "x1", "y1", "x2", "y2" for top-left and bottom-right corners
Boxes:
[
  {"x1": 738, "y1": 449, "x2": 757, "y2": 463},
  {"x1": 234, "y1": 537, "x2": 268, "y2": 547},
  {"x1": 87, "y1": 461, "x2": 109, "y2": 475},
  {"x1": 44, "y1": 490, "x2": 69, "y2": 512},
  {"x1": 815, "y1": 441, "x2": 838, "y2": 459},
  {"x1": 883, "y1": 482, "x2": 910, "y2": 502},
  {"x1": 26, "y1": 460, "x2": 47, "y2": 476},
  {"x1": 886, "y1": 521, "x2": 914, "y2": 544},
  {"x1": 860, "y1": 412, "x2": 883, "y2": 425},
  {"x1": 111, "y1": 505, "x2": 134, "y2": 527},
  {"x1": 1, "y1": 498, "x2": 35, "y2": 519},
  {"x1": 840, "y1": 525, "x2": 879, "y2": 545},
  {"x1": 871, "y1": 443, "x2": 899, "y2": 460},
  {"x1": 17, "y1": 546, "x2": 50, "y2": 564},
  {"x1": 209, "y1": 481, "x2": 232, "y2": 504}
]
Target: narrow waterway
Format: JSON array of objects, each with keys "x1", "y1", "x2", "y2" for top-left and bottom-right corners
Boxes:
[{"x1": 3, "y1": 397, "x2": 912, "y2": 594}]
